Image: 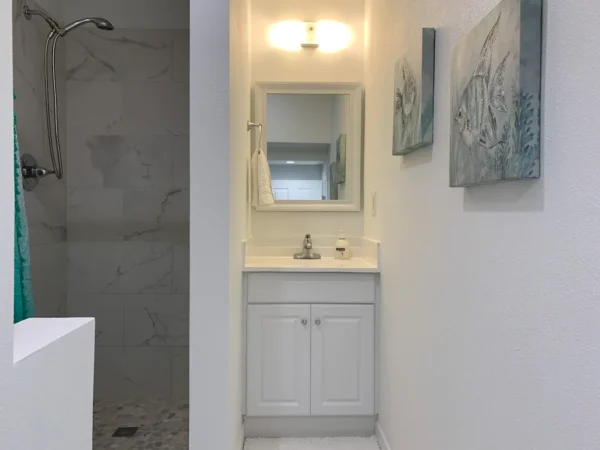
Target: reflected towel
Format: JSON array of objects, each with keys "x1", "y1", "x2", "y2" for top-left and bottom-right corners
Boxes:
[{"x1": 251, "y1": 148, "x2": 274, "y2": 207}]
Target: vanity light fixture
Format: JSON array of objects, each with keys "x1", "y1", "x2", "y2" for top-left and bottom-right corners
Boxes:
[
  {"x1": 286, "y1": 161, "x2": 296, "y2": 164},
  {"x1": 301, "y1": 23, "x2": 319, "y2": 49},
  {"x1": 269, "y1": 21, "x2": 351, "y2": 53}
]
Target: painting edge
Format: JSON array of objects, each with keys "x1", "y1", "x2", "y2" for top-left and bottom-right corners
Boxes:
[{"x1": 392, "y1": 27, "x2": 437, "y2": 156}]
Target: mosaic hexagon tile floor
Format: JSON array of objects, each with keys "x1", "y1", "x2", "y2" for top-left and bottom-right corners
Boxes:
[{"x1": 93, "y1": 400, "x2": 189, "y2": 449}]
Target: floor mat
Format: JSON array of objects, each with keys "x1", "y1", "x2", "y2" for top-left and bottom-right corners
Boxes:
[{"x1": 244, "y1": 437, "x2": 380, "y2": 450}]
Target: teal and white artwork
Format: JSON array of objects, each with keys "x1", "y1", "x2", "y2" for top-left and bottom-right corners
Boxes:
[
  {"x1": 393, "y1": 28, "x2": 436, "y2": 155},
  {"x1": 450, "y1": 0, "x2": 543, "y2": 187}
]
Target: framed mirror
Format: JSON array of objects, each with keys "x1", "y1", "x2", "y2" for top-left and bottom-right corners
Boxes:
[{"x1": 253, "y1": 82, "x2": 363, "y2": 212}]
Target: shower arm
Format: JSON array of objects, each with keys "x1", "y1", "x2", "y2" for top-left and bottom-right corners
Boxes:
[{"x1": 23, "y1": 6, "x2": 64, "y2": 36}]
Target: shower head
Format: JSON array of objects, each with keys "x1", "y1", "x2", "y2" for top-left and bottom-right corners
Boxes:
[
  {"x1": 93, "y1": 19, "x2": 115, "y2": 31},
  {"x1": 23, "y1": 5, "x2": 114, "y2": 35},
  {"x1": 63, "y1": 17, "x2": 115, "y2": 34}
]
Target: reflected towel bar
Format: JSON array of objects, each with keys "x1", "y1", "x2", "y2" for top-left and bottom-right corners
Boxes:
[{"x1": 247, "y1": 121, "x2": 263, "y2": 150}]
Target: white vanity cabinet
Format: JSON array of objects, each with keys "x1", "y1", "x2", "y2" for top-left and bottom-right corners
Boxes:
[
  {"x1": 247, "y1": 304, "x2": 311, "y2": 416},
  {"x1": 310, "y1": 304, "x2": 374, "y2": 416},
  {"x1": 245, "y1": 273, "x2": 377, "y2": 418}
]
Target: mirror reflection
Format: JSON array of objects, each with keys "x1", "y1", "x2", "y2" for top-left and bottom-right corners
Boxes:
[{"x1": 267, "y1": 94, "x2": 349, "y2": 201}]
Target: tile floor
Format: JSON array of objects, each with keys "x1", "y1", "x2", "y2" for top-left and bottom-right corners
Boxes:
[
  {"x1": 93, "y1": 400, "x2": 189, "y2": 449},
  {"x1": 94, "y1": 403, "x2": 378, "y2": 450},
  {"x1": 244, "y1": 437, "x2": 380, "y2": 450}
]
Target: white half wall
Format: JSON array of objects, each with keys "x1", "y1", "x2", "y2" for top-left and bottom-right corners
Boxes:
[
  {"x1": 365, "y1": 0, "x2": 600, "y2": 449},
  {"x1": 13, "y1": 319, "x2": 96, "y2": 450}
]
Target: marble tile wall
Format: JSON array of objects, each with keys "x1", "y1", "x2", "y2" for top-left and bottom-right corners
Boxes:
[
  {"x1": 13, "y1": 0, "x2": 68, "y2": 318},
  {"x1": 65, "y1": 28, "x2": 190, "y2": 400}
]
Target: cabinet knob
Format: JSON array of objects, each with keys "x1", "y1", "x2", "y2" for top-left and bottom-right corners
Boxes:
[
  {"x1": 301, "y1": 318, "x2": 308, "y2": 326},
  {"x1": 315, "y1": 318, "x2": 321, "y2": 326}
]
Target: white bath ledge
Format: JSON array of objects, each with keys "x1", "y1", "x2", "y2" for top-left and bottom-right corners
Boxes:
[
  {"x1": 13, "y1": 317, "x2": 95, "y2": 364},
  {"x1": 244, "y1": 256, "x2": 380, "y2": 273}
]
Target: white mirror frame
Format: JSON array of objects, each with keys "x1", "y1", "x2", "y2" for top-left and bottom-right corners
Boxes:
[{"x1": 253, "y1": 82, "x2": 363, "y2": 212}]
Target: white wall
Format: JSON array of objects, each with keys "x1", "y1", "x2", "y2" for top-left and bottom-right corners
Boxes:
[
  {"x1": 268, "y1": 94, "x2": 334, "y2": 144},
  {"x1": 0, "y1": 0, "x2": 15, "y2": 444},
  {"x1": 365, "y1": 0, "x2": 600, "y2": 449},
  {"x1": 189, "y1": 0, "x2": 230, "y2": 444},
  {"x1": 250, "y1": 0, "x2": 365, "y2": 244},
  {"x1": 190, "y1": 0, "x2": 248, "y2": 447},
  {"x1": 229, "y1": 0, "x2": 252, "y2": 444}
]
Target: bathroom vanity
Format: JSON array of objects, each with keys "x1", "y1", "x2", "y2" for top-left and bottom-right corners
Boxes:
[
  {"x1": 242, "y1": 245, "x2": 380, "y2": 437},
  {"x1": 243, "y1": 81, "x2": 378, "y2": 437}
]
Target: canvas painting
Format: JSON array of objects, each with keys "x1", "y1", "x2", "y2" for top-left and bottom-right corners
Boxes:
[
  {"x1": 450, "y1": 0, "x2": 543, "y2": 187},
  {"x1": 393, "y1": 28, "x2": 436, "y2": 155},
  {"x1": 336, "y1": 134, "x2": 347, "y2": 183},
  {"x1": 329, "y1": 162, "x2": 338, "y2": 200}
]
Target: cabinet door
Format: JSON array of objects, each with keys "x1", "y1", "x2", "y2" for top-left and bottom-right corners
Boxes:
[
  {"x1": 311, "y1": 304, "x2": 375, "y2": 416},
  {"x1": 247, "y1": 304, "x2": 311, "y2": 416}
]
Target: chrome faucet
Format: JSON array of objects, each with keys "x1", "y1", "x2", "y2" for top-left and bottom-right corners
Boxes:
[{"x1": 294, "y1": 234, "x2": 321, "y2": 260}]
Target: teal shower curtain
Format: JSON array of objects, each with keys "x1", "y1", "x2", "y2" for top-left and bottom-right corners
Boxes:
[{"x1": 13, "y1": 100, "x2": 33, "y2": 323}]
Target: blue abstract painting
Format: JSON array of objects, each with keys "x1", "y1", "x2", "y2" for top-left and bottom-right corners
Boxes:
[
  {"x1": 393, "y1": 28, "x2": 436, "y2": 155},
  {"x1": 450, "y1": 0, "x2": 543, "y2": 187}
]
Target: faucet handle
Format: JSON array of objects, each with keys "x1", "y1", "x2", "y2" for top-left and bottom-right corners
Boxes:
[{"x1": 303, "y1": 234, "x2": 312, "y2": 249}]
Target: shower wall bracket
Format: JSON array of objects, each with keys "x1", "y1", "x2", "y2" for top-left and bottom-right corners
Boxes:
[{"x1": 20, "y1": 154, "x2": 54, "y2": 191}]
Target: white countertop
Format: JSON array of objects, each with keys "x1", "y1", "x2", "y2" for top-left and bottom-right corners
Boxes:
[{"x1": 244, "y1": 256, "x2": 380, "y2": 273}]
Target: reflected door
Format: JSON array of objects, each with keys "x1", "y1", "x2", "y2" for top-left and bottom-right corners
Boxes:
[{"x1": 271, "y1": 180, "x2": 323, "y2": 200}]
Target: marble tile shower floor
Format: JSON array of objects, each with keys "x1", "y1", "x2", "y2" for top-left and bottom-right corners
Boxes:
[{"x1": 93, "y1": 400, "x2": 189, "y2": 450}]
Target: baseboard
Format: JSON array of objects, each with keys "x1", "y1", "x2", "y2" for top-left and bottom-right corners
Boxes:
[
  {"x1": 244, "y1": 416, "x2": 376, "y2": 438},
  {"x1": 375, "y1": 422, "x2": 391, "y2": 450}
]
